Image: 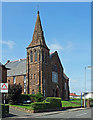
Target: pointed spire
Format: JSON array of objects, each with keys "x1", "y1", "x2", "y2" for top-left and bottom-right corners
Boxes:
[
  {"x1": 27, "y1": 11, "x2": 49, "y2": 50},
  {"x1": 37, "y1": 10, "x2": 39, "y2": 14}
]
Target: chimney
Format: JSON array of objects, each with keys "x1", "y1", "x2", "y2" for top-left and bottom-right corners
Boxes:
[{"x1": 6, "y1": 60, "x2": 10, "y2": 64}]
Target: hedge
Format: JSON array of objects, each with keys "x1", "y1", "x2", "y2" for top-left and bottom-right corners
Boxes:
[
  {"x1": 31, "y1": 102, "x2": 50, "y2": 110},
  {"x1": 0, "y1": 104, "x2": 9, "y2": 118},
  {"x1": 45, "y1": 97, "x2": 62, "y2": 108},
  {"x1": 31, "y1": 97, "x2": 62, "y2": 110}
]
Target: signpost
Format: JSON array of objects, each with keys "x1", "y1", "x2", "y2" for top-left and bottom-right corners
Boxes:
[
  {"x1": 1, "y1": 83, "x2": 8, "y2": 93},
  {"x1": 0, "y1": 83, "x2": 8, "y2": 118}
]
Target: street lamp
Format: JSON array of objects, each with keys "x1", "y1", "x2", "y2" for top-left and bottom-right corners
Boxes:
[
  {"x1": 84, "y1": 67, "x2": 86, "y2": 108},
  {"x1": 88, "y1": 66, "x2": 93, "y2": 70},
  {"x1": 84, "y1": 65, "x2": 92, "y2": 108},
  {"x1": 88, "y1": 66, "x2": 93, "y2": 93}
]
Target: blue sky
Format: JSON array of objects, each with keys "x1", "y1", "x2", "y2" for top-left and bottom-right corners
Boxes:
[{"x1": 1, "y1": 2, "x2": 91, "y2": 94}]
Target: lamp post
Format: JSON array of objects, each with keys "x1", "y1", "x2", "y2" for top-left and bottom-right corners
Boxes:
[
  {"x1": 84, "y1": 65, "x2": 92, "y2": 107},
  {"x1": 84, "y1": 67, "x2": 86, "y2": 108},
  {"x1": 88, "y1": 66, "x2": 93, "y2": 92}
]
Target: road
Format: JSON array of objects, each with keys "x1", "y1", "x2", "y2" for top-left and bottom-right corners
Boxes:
[
  {"x1": 4, "y1": 107, "x2": 92, "y2": 119},
  {"x1": 36, "y1": 108, "x2": 91, "y2": 118}
]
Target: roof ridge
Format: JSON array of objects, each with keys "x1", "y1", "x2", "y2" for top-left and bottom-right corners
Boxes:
[
  {"x1": 50, "y1": 52, "x2": 55, "y2": 54},
  {"x1": 9, "y1": 58, "x2": 26, "y2": 63}
]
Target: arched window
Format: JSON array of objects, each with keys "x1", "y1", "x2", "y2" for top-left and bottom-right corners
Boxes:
[
  {"x1": 39, "y1": 50, "x2": 41, "y2": 61},
  {"x1": 32, "y1": 89, "x2": 35, "y2": 94},
  {"x1": 30, "y1": 51, "x2": 33, "y2": 62},
  {"x1": 52, "y1": 72, "x2": 58, "y2": 83},
  {"x1": 42, "y1": 50, "x2": 44, "y2": 62},
  {"x1": 35, "y1": 50, "x2": 37, "y2": 61},
  {"x1": 52, "y1": 65, "x2": 58, "y2": 83},
  {"x1": 31, "y1": 74, "x2": 33, "y2": 79},
  {"x1": 34, "y1": 74, "x2": 36, "y2": 79}
]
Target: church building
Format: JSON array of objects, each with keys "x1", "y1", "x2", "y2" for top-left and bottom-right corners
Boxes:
[{"x1": 6, "y1": 11, "x2": 69, "y2": 100}]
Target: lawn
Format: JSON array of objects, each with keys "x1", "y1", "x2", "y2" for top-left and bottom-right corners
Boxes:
[
  {"x1": 62, "y1": 99, "x2": 81, "y2": 107},
  {"x1": 9, "y1": 99, "x2": 82, "y2": 109}
]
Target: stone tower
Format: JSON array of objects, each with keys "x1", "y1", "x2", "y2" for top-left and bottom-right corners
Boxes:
[{"x1": 26, "y1": 11, "x2": 50, "y2": 96}]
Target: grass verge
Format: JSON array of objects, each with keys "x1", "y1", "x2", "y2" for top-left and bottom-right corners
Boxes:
[{"x1": 10, "y1": 104, "x2": 32, "y2": 109}]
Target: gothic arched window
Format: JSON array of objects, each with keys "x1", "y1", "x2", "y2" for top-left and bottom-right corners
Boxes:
[
  {"x1": 35, "y1": 50, "x2": 37, "y2": 61},
  {"x1": 52, "y1": 65, "x2": 58, "y2": 83},
  {"x1": 31, "y1": 74, "x2": 33, "y2": 79},
  {"x1": 39, "y1": 50, "x2": 41, "y2": 61},
  {"x1": 42, "y1": 50, "x2": 44, "y2": 62},
  {"x1": 32, "y1": 89, "x2": 35, "y2": 94},
  {"x1": 30, "y1": 51, "x2": 33, "y2": 62}
]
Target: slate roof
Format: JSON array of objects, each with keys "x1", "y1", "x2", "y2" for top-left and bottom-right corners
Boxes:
[{"x1": 5, "y1": 59, "x2": 26, "y2": 77}]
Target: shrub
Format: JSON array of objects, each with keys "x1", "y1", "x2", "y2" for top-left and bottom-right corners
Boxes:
[
  {"x1": 7, "y1": 84, "x2": 22, "y2": 104},
  {"x1": 89, "y1": 98, "x2": 93, "y2": 101},
  {"x1": 28, "y1": 93, "x2": 44, "y2": 102},
  {"x1": 35, "y1": 93, "x2": 44, "y2": 102},
  {"x1": 0, "y1": 104, "x2": 9, "y2": 118},
  {"x1": 45, "y1": 97, "x2": 62, "y2": 108}
]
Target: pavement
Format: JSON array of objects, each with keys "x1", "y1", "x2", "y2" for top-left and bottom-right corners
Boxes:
[
  {"x1": 31, "y1": 107, "x2": 91, "y2": 118},
  {"x1": 35, "y1": 107, "x2": 91, "y2": 118}
]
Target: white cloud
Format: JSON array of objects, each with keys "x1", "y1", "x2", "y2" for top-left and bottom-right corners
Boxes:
[
  {"x1": 70, "y1": 79, "x2": 77, "y2": 83},
  {"x1": 0, "y1": 40, "x2": 16, "y2": 49},
  {"x1": 49, "y1": 40, "x2": 74, "y2": 52},
  {"x1": 49, "y1": 43, "x2": 63, "y2": 52},
  {"x1": 65, "y1": 42, "x2": 73, "y2": 51}
]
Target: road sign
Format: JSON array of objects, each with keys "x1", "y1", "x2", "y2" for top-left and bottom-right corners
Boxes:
[{"x1": 0, "y1": 83, "x2": 8, "y2": 93}]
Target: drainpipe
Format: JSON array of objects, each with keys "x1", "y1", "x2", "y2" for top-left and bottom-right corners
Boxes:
[{"x1": 27, "y1": 52, "x2": 29, "y2": 94}]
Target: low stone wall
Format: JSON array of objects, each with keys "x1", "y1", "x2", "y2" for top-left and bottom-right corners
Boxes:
[
  {"x1": 10, "y1": 105, "x2": 62, "y2": 113},
  {"x1": 10, "y1": 105, "x2": 88, "y2": 113},
  {"x1": 10, "y1": 106, "x2": 34, "y2": 113}
]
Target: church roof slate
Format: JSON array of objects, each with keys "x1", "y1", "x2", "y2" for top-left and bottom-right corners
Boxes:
[{"x1": 5, "y1": 59, "x2": 26, "y2": 77}]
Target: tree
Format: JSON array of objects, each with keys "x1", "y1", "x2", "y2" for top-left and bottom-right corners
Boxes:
[
  {"x1": 39, "y1": 86, "x2": 41, "y2": 94},
  {"x1": 28, "y1": 86, "x2": 44, "y2": 102},
  {"x1": 7, "y1": 84, "x2": 22, "y2": 105}
]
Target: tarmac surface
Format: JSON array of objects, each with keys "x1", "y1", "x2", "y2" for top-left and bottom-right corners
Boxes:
[{"x1": 4, "y1": 107, "x2": 92, "y2": 119}]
